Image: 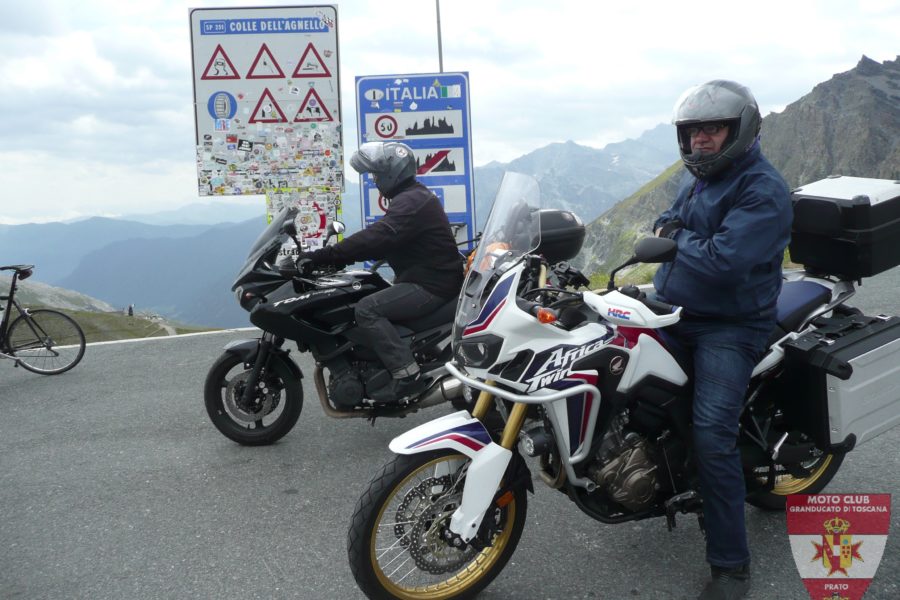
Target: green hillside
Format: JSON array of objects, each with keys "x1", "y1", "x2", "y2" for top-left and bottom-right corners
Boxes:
[{"x1": 6, "y1": 304, "x2": 217, "y2": 344}]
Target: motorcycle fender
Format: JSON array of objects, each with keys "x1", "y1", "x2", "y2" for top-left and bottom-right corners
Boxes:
[
  {"x1": 389, "y1": 410, "x2": 512, "y2": 543},
  {"x1": 389, "y1": 410, "x2": 492, "y2": 457},
  {"x1": 222, "y1": 338, "x2": 303, "y2": 380},
  {"x1": 223, "y1": 339, "x2": 259, "y2": 363}
]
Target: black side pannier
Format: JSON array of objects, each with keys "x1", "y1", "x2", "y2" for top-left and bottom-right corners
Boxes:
[{"x1": 778, "y1": 313, "x2": 900, "y2": 451}]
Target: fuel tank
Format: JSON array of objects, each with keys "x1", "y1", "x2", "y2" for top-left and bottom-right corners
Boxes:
[{"x1": 249, "y1": 270, "x2": 389, "y2": 339}]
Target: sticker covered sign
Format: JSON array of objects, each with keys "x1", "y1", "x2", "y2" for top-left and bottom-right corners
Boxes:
[{"x1": 190, "y1": 5, "x2": 343, "y2": 233}]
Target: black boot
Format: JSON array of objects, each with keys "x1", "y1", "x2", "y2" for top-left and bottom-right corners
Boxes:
[
  {"x1": 370, "y1": 372, "x2": 430, "y2": 404},
  {"x1": 698, "y1": 563, "x2": 750, "y2": 600},
  {"x1": 391, "y1": 372, "x2": 431, "y2": 401}
]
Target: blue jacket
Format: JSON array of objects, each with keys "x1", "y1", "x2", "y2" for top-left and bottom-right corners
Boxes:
[{"x1": 652, "y1": 143, "x2": 792, "y2": 320}]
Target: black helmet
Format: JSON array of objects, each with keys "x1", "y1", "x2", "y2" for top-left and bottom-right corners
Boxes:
[
  {"x1": 672, "y1": 80, "x2": 761, "y2": 179},
  {"x1": 349, "y1": 141, "x2": 416, "y2": 198}
]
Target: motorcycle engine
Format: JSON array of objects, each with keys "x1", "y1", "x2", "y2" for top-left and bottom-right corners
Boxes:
[
  {"x1": 328, "y1": 367, "x2": 365, "y2": 408},
  {"x1": 587, "y1": 413, "x2": 659, "y2": 512}
]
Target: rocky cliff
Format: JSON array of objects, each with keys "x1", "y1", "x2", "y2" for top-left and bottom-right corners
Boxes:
[{"x1": 576, "y1": 55, "x2": 900, "y2": 277}]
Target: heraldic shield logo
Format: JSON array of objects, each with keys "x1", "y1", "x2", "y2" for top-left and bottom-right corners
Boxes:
[{"x1": 787, "y1": 494, "x2": 891, "y2": 600}]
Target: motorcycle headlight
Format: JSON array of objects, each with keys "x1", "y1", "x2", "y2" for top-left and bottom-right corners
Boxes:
[
  {"x1": 236, "y1": 286, "x2": 262, "y2": 311},
  {"x1": 455, "y1": 334, "x2": 504, "y2": 368}
]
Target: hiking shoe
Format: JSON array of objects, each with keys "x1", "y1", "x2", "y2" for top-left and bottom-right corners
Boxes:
[{"x1": 698, "y1": 563, "x2": 750, "y2": 600}]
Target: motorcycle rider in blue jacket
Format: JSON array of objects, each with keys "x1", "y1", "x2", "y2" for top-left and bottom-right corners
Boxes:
[{"x1": 652, "y1": 80, "x2": 792, "y2": 600}]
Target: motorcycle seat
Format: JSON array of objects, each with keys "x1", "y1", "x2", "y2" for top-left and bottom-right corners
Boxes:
[
  {"x1": 395, "y1": 297, "x2": 458, "y2": 336},
  {"x1": 768, "y1": 280, "x2": 831, "y2": 346}
]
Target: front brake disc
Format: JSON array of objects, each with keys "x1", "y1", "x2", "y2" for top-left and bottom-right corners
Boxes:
[{"x1": 225, "y1": 370, "x2": 277, "y2": 423}]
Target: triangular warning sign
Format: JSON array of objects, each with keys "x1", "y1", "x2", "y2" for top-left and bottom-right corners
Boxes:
[
  {"x1": 291, "y1": 43, "x2": 331, "y2": 78},
  {"x1": 250, "y1": 89, "x2": 288, "y2": 123},
  {"x1": 246, "y1": 43, "x2": 285, "y2": 79},
  {"x1": 201, "y1": 44, "x2": 240, "y2": 80},
  {"x1": 293, "y1": 88, "x2": 333, "y2": 122}
]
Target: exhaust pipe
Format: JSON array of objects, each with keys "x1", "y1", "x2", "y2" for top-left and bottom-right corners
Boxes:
[
  {"x1": 415, "y1": 375, "x2": 464, "y2": 409},
  {"x1": 313, "y1": 365, "x2": 464, "y2": 418}
]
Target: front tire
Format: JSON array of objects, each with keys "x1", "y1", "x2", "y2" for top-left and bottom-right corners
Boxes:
[
  {"x1": 203, "y1": 351, "x2": 303, "y2": 445},
  {"x1": 348, "y1": 451, "x2": 527, "y2": 600},
  {"x1": 8, "y1": 309, "x2": 86, "y2": 374}
]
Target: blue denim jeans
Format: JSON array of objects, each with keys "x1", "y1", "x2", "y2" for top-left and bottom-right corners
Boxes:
[{"x1": 661, "y1": 317, "x2": 773, "y2": 568}]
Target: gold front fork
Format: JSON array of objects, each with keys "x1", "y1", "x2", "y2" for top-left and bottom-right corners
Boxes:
[
  {"x1": 499, "y1": 403, "x2": 528, "y2": 449},
  {"x1": 472, "y1": 384, "x2": 527, "y2": 451},
  {"x1": 471, "y1": 383, "x2": 494, "y2": 420}
]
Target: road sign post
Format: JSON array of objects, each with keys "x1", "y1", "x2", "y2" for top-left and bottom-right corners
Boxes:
[{"x1": 355, "y1": 73, "x2": 476, "y2": 248}]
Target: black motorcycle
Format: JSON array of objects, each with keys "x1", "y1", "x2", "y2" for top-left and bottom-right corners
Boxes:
[{"x1": 204, "y1": 207, "x2": 479, "y2": 445}]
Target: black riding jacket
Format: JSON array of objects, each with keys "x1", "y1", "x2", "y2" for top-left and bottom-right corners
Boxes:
[{"x1": 310, "y1": 180, "x2": 464, "y2": 299}]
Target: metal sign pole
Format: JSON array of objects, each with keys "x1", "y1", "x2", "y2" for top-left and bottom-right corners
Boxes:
[{"x1": 436, "y1": 0, "x2": 444, "y2": 73}]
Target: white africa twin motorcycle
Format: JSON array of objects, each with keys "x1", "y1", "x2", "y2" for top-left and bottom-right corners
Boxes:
[{"x1": 346, "y1": 172, "x2": 900, "y2": 600}]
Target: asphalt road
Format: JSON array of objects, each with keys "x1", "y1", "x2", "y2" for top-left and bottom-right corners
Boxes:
[{"x1": 1, "y1": 329, "x2": 898, "y2": 600}]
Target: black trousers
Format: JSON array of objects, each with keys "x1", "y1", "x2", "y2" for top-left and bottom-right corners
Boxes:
[{"x1": 354, "y1": 283, "x2": 447, "y2": 377}]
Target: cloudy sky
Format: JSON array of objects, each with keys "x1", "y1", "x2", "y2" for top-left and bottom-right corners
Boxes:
[{"x1": 0, "y1": 0, "x2": 897, "y2": 224}]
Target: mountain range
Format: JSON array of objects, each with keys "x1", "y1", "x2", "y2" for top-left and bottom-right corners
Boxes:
[
  {"x1": 3, "y1": 55, "x2": 895, "y2": 328},
  {"x1": 575, "y1": 55, "x2": 900, "y2": 276},
  {"x1": 1, "y1": 125, "x2": 676, "y2": 327}
]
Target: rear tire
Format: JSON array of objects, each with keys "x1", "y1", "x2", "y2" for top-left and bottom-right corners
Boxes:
[
  {"x1": 8, "y1": 309, "x2": 86, "y2": 374},
  {"x1": 348, "y1": 450, "x2": 527, "y2": 600},
  {"x1": 745, "y1": 448, "x2": 845, "y2": 511},
  {"x1": 204, "y1": 351, "x2": 303, "y2": 445}
]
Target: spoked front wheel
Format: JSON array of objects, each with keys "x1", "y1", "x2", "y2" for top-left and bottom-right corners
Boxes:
[
  {"x1": 203, "y1": 351, "x2": 303, "y2": 445},
  {"x1": 348, "y1": 450, "x2": 527, "y2": 600},
  {"x1": 7, "y1": 309, "x2": 86, "y2": 374}
]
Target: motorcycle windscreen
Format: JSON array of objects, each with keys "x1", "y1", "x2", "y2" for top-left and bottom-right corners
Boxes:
[
  {"x1": 233, "y1": 207, "x2": 298, "y2": 290},
  {"x1": 453, "y1": 172, "x2": 543, "y2": 345},
  {"x1": 247, "y1": 207, "x2": 298, "y2": 258}
]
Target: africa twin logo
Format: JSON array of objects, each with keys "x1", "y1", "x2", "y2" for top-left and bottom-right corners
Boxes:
[{"x1": 524, "y1": 338, "x2": 607, "y2": 391}]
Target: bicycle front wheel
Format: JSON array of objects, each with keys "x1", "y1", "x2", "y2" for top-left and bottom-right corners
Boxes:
[{"x1": 8, "y1": 309, "x2": 86, "y2": 374}]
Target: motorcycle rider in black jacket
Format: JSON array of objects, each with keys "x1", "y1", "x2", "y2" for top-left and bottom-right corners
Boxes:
[{"x1": 297, "y1": 141, "x2": 464, "y2": 403}]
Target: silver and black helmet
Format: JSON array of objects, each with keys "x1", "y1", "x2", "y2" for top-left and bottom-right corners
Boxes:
[
  {"x1": 672, "y1": 80, "x2": 761, "y2": 179},
  {"x1": 349, "y1": 141, "x2": 417, "y2": 198}
]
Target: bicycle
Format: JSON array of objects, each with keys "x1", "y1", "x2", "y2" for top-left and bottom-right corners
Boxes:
[{"x1": 1, "y1": 265, "x2": 86, "y2": 374}]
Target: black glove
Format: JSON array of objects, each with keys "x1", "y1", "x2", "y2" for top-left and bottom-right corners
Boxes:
[
  {"x1": 295, "y1": 257, "x2": 315, "y2": 276},
  {"x1": 296, "y1": 251, "x2": 319, "y2": 264},
  {"x1": 657, "y1": 218, "x2": 685, "y2": 239}
]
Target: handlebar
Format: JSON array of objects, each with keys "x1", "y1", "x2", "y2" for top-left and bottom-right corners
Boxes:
[
  {"x1": 640, "y1": 297, "x2": 678, "y2": 316},
  {"x1": 618, "y1": 284, "x2": 678, "y2": 315}
]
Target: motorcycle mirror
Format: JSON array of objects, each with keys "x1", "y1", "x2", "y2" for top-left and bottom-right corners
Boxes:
[
  {"x1": 282, "y1": 219, "x2": 298, "y2": 237},
  {"x1": 606, "y1": 237, "x2": 678, "y2": 291},
  {"x1": 325, "y1": 220, "x2": 345, "y2": 243}
]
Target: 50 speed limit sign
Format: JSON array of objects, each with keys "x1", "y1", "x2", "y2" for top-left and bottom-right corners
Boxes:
[{"x1": 374, "y1": 115, "x2": 397, "y2": 138}]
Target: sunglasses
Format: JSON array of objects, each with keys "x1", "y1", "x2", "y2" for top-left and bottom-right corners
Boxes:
[{"x1": 684, "y1": 123, "x2": 728, "y2": 137}]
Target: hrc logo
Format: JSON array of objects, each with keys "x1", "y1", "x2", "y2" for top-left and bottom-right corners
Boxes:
[{"x1": 607, "y1": 307, "x2": 632, "y2": 320}]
